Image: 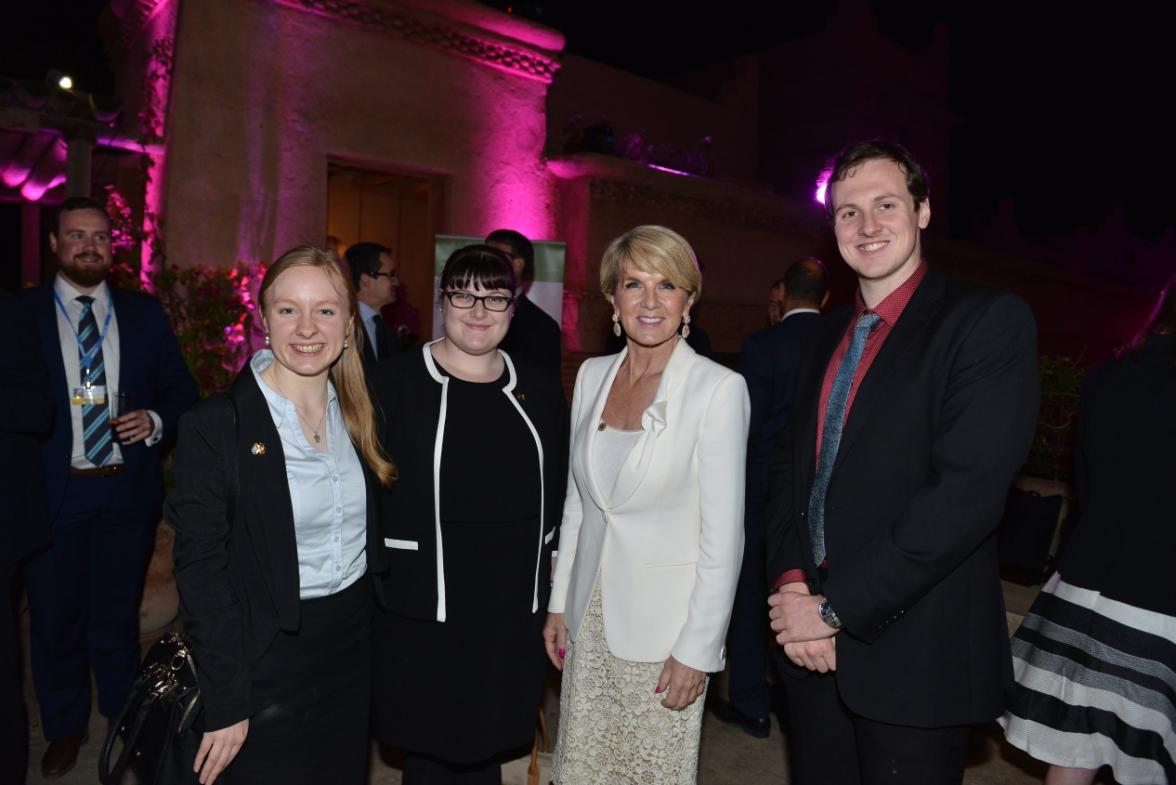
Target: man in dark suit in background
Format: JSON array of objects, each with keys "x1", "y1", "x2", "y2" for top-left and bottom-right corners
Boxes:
[
  {"x1": 346, "y1": 241, "x2": 399, "y2": 366},
  {"x1": 766, "y1": 141, "x2": 1038, "y2": 785},
  {"x1": 486, "y1": 229, "x2": 562, "y2": 378},
  {"x1": 21, "y1": 197, "x2": 197, "y2": 778},
  {"x1": 766, "y1": 276, "x2": 787, "y2": 326},
  {"x1": 710, "y1": 258, "x2": 829, "y2": 737},
  {"x1": 0, "y1": 288, "x2": 52, "y2": 785}
]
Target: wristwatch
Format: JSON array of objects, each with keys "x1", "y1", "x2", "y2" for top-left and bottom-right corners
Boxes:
[{"x1": 818, "y1": 599, "x2": 843, "y2": 630}]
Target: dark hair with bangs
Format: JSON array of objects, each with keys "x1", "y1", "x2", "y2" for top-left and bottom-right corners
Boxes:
[{"x1": 439, "y1": 244, "x2": 516, "y2": 295}]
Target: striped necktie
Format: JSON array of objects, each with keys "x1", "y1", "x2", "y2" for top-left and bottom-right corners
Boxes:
[
  {"x1": 807, "y1": 311, "x2": 881, "y2": 564},
  {"x1": 77, "y1": 295, "x2": 113, "y2": 466}
]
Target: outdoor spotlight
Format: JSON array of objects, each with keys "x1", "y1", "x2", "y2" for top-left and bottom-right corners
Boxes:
[{"x1": 47, "y1": 69, "x2": 74, "y2": 90}]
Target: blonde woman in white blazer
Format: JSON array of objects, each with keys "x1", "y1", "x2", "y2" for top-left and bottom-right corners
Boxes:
[{"x1": 544, "y1": 226, "x2": 750, "y2": 785}]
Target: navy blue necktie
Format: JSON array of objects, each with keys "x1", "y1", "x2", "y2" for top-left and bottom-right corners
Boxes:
[
  {"x1": 77, "y1": 295, "x2": 113, "y2": 466},
  {"x1": 807, "y1": 311, "x2": 881, "y2": 564},
  {"x1": 372, "y1": 314, "x2": 389, "y2": 360}
]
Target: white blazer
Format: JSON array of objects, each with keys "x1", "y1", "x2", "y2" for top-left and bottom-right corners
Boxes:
[{"x1": 549, "y1": 339, "x2": 749, "y2": 673}]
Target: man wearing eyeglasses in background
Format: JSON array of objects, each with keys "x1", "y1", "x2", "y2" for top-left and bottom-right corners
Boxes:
[
  {"x1": 346, "y1": 242, "x2": 400, "y2": 366},
  {"x1": 486, "y1": 229, "x2": 562, "y2": 382}
]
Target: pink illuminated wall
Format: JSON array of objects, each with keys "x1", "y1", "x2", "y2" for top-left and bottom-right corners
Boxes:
[
  {"x1": 105, "y1": 0, "x2": 183, "y2": 289},
  {"x1": 161, "y1": 0, "x2": 563, "y2": 277}
]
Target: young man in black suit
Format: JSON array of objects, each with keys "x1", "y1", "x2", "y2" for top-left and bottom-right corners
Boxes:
[
  {"x1": 711, "y1": 258, "x2": 828, "y2": 737},
  {"x1": 486, "y1": 229, "x2": 562, "y2": 380},
  {"x1": 765, "y1": 141, "x2": 1039, "y2": 785}
]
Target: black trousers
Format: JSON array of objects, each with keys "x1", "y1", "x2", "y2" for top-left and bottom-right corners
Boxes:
[
  {"x1": 1, "y1": 563, "x2": 29, "y2": 785},
  {"x1": 24, "y1": 473, "x2": 154, "y2": 739},
  {"x1": 224, "y1": 579, "x2": 373, "y2": 785},
  {"x1": 777, "y1": 653, "x2": 970, "y2": 785},
  {"x1": 724, "y1": 511, "x2": 772, "y2": 719},
  {"x1": 402, "y1": 752, "x2": 501, "y2": 785}
]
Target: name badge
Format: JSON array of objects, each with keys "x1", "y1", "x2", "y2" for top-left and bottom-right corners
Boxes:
[{"x1": 71, "y1": 385, "x2": 107, "y2": 406}]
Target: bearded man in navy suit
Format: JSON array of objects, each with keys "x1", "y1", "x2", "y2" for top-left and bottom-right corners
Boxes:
[
  {"x1": 21, "y1": 196, "x2": 197, "y2": 778},
  {"x1": 766, "y1": 142, "x2": 1038, "y2": 785}
]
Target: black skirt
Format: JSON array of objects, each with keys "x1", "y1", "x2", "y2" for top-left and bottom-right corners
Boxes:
[
  {"x1": 373, "y1": 515, "x2": 547, "y2": 763},
  {"x1": 224, "y1": 578, "x2": 373, "y2": 785}
]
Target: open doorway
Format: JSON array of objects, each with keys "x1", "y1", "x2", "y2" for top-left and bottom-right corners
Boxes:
[{"x1": 326, "y1": 163, "x2": 444, "y2": 345}]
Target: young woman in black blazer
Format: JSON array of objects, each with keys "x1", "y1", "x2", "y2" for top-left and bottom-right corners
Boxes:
[
  {"x1": 167, "y1": 246, "x2": 396, "y2": 785},
  {"x1": 370, "y1": 245, "x2": 566, "y2": 785}
]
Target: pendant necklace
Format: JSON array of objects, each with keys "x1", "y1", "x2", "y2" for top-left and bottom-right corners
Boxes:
[{"x1": 268, "y1": 370, "x2": 327, "y2": 444}]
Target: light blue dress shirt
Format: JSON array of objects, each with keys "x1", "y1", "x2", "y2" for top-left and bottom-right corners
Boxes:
[
  {"x1": 250, "y1": 350, "x2": 367, "y2": 599},
  {"x1": 359, "y1": 301, "x2": 380, "y2": 358}
]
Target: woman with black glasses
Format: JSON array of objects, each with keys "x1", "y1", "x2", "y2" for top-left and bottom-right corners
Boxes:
[{"x1": 369, "y1": 244, "x2": 567, "y2": 785}]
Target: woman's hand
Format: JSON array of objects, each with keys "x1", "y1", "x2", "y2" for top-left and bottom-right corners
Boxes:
[
  {"x1": 655, "y1": 656, "x2": 706, "y2": 711},
  {"x1": 194, "y1": 719, "x2": 249, "y2": 785},
  {"x1": 543, "y1": 612, "x2": 568, "y2": 671}
]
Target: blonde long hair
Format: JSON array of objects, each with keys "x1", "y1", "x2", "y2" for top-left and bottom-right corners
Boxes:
[{"x1": 259, "y1": 245, "x2": 397, "y2": 486}]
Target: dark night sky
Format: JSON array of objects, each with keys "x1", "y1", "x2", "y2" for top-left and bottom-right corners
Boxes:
[
  {"x1": 4, "y1": 1, "x2": 1172, "y2": 247},
  {"x1": 496, "y1": 1, "x2": 1175, "y2": 245}
]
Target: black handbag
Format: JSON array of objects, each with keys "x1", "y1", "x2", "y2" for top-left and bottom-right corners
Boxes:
[
  {"x1": 98, "y1": 631, "x2": 202, "y2": 785},
  {"x1": 99, "y1": 395, "x2": 241, "y2": 785}
]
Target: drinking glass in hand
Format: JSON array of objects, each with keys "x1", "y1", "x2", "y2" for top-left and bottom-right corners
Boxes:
[{"x1": 109, "y1": 391, "x2": 130, "y2": 443}]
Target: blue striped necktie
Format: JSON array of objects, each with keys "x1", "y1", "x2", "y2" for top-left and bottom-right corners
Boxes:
[
  {"x1": 807, "y1": 311, "x2": 881, "y2": 564},
  {"x1": 77, "y1": 295, "x2": 113, "y2": 466}
]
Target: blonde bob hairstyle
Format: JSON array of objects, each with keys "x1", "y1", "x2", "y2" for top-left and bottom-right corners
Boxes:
[
  {"x1": 599, "y1": 225, "x2": 702, "y2": 300},
  {"x1": 258, "y1": 245, "x2": 397, "y2": 487}
]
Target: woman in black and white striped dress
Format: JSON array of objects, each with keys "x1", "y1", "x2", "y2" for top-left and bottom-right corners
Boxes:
[{"x1": 1000, "y1": 277, "x2": 1176, "y2": 785}]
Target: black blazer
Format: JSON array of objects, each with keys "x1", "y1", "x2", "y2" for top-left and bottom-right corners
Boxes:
[
  {"x1": 741, "y1": 311, "x2": 820, "y2": 529},
  {"x1": 369, "y1": 343, "x2": 567, "y2": 622},
  {"x1": 166, "y1": 367, "x2": 384, "y2": 730},
  {"x1": 360, "y1": 311, "x2": 400, "y2": 368},
  {"x1": 499, "y1": 293, "x2": 562, "y2": 382},
  {"x1": 1, "y1": 290, "x2": 52, "y2": 566},
  {"x1": 765, "y1": 267, "x2": 1039, "y2": 727},
  {"x1": 1057, "y1": 334, "x2": 1176, "y2": 616}
]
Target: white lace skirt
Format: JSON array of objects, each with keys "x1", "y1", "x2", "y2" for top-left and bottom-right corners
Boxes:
[{"x1": 552, "y1": 585, "x2": 707, "y2": 785}]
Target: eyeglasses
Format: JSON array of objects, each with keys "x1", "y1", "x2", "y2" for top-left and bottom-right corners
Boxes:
[
  {"x1": 369, "y1": 270, "x2": 398, "y2": 279},
  {"x1": 443, "y1": 291, "x2": 514, "y2": 312}
]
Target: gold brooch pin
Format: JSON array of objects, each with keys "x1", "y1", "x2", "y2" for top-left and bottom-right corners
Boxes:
[
  {"x1": 515, "y1": 391, "x2": 527, "y2": 401},
  {"x1": 250, "y1": 442, "x2": 266, "y2": 456}
]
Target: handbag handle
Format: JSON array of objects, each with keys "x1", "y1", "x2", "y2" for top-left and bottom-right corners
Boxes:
[{"x1": 98, "y1": 682, "x2": 153, "y2": 785}]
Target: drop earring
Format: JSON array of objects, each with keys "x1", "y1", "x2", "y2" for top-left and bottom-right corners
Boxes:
[
  {"x1": 343, "y1": 338, "x2": 349, "y2": 349},
  {"x1": 264, "y1": 333, "x2": 271, "y2": 346},
  {"x1": 612, "y1": 312, "x2": 622, "y2": 338},
  {"x1": 681, "y1": 313, "x2": 691, "y2": 339}
]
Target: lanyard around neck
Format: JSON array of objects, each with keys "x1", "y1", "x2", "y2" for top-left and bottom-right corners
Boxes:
[{"x1": 53, "y1": 289, "x2": 114, "y2": 383}]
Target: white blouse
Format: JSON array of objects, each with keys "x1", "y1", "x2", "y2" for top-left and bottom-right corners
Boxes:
[
  {"x1": 250, "y1": 351, "x2": 367, "y2": 599},
  {"x1": 592, "y1": 423, "x2": 644, "y2": 506}
]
